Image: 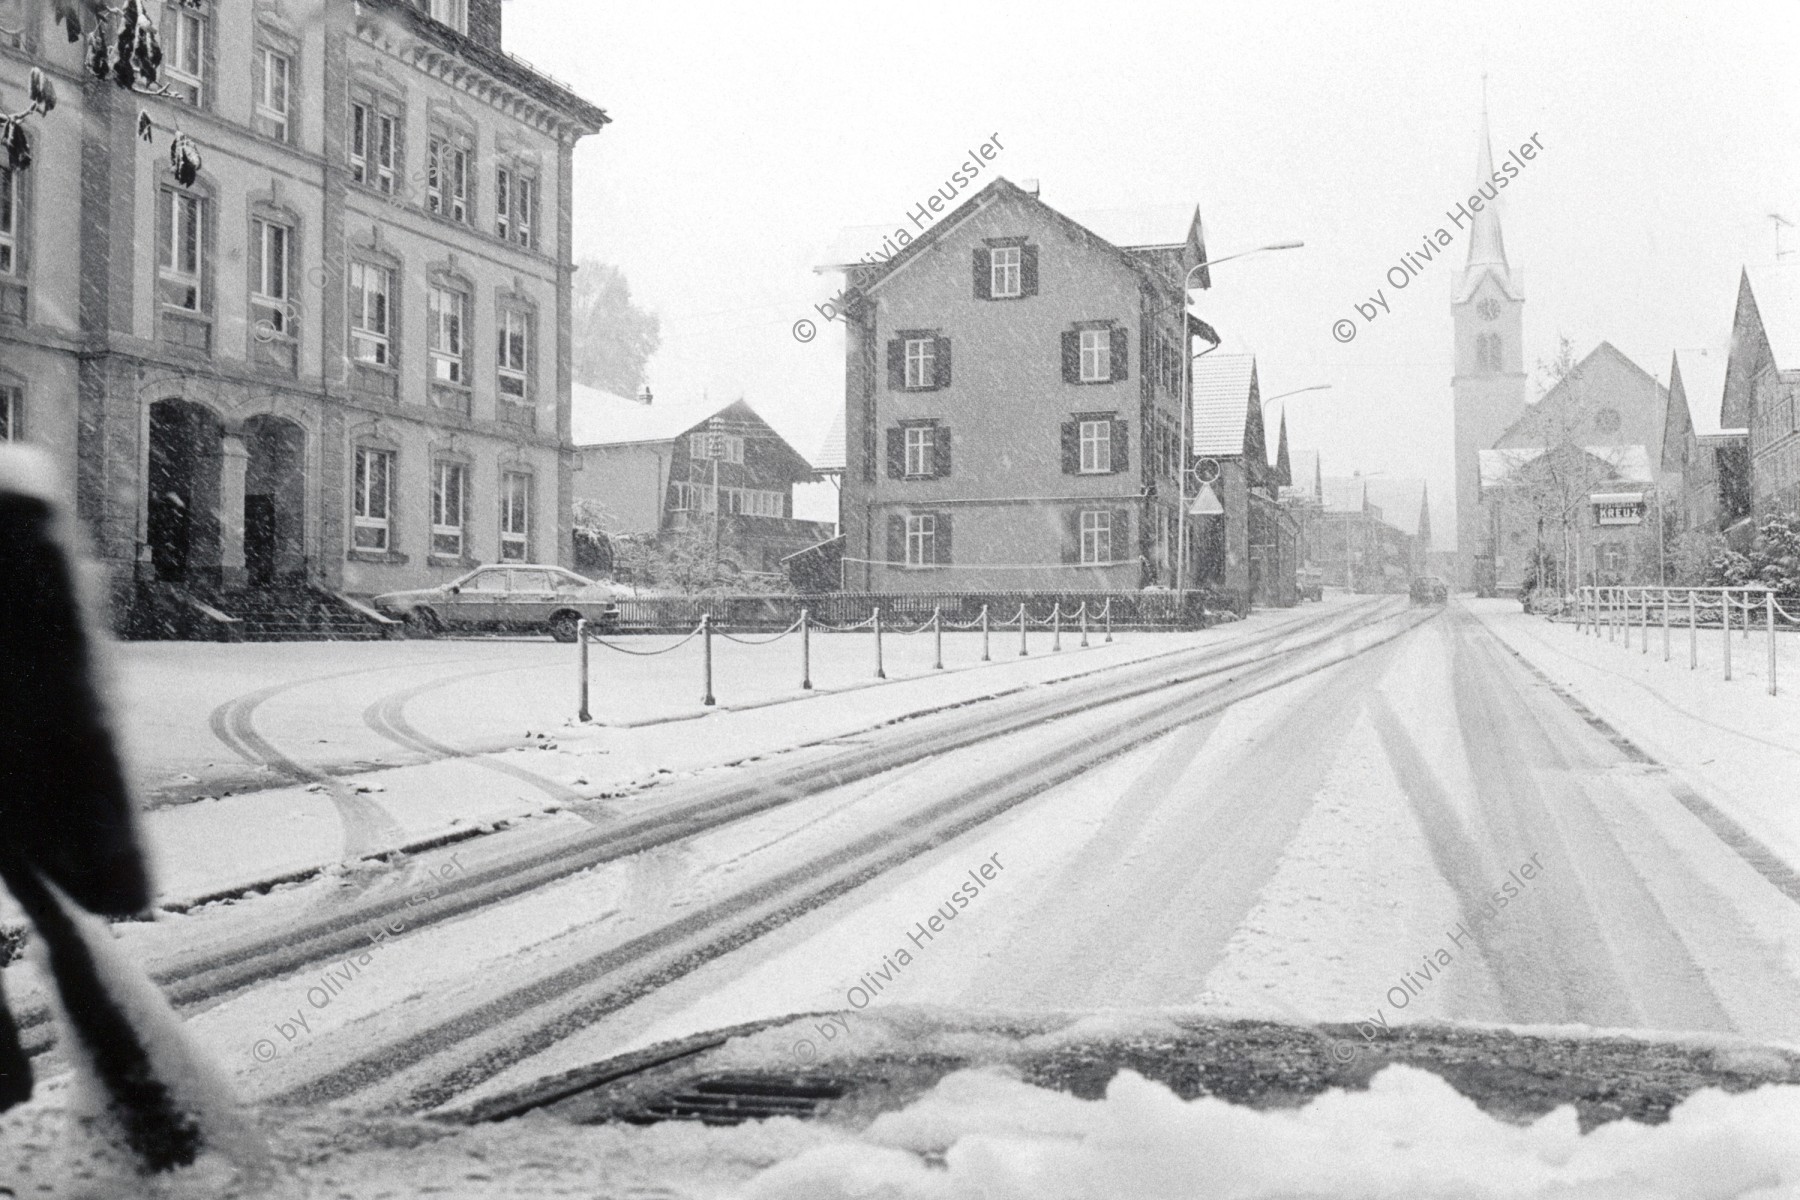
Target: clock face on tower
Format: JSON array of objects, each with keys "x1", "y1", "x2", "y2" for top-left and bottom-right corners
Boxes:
[{"x1": 1476, "y1": 297, "x2": 1502, "y2": 322}]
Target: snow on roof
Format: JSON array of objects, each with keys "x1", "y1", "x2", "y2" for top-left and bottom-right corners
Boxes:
[
  {"x1": 1066, "y1": 204, "x2": 1200, "y2": 251},
  {"x1": 815, "y1": 223, "x2": 898, "y2": 272},
  {"x1": 1745, "y1": 264, "x2": 1800, "y2": 371},
  {"x1": 1363, "y1": 478, "x2": 1428, "y2": 537},
  {"x1": 1190, "y1": 354, "x2": 1257, "y2": 456},
  {"x1": 1319, "y1": 476, "x2": 1366, "y2": 514},
  {"x1": 815, "y1": 410, "x2": 847, "y2": 473},
  {"x1": 1478, "y1": 444, "x2": 1655, "y2": 489},
  {"x1": 1674, "y1": 349, "x2": 1731, "y2": 437},
  {"x1": 570, "y1": 383, "x2": 733, "y2": 447}
]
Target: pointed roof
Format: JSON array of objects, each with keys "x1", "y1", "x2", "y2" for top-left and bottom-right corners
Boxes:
[
  {"x1": 571, "y1": 386, "x2": 817, "y2": 477},
  {"x1": 1455, "y1": 88, "x2": 1522, "y2": 303},
  {"x1": 1662, "y1": 352, "x2": 1697, "y2": 475},
  {"x1": 1744, "y1": 264, "x2": 1800, "y2": 371},
  {"x1": 1190, "y1": 354, "x2": 1263, "y2": 458},
  {"x1": 815, "y1": 410, "x2": 847, "y2": 474},
  {"x1": 1273, "y1": 409, "x2": 1292, "y2": 487}
]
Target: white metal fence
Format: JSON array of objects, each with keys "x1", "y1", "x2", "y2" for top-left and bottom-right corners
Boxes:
[{"x1": 1573, "y1": 585, "x2": 1800, "y2": 696}]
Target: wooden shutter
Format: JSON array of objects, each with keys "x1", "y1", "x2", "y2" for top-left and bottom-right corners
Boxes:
[
  {"x1": 887, "y1": 339, "x2": 904, "y2": 390},
  {"x1": 973, "y1": 248, "x2": 991, "y2": 299},
  {"x1": 1061, "y1": 421, "x2": 1079, "y2": 474},
  {"x1": 1021, "y1": 244, "x2": 1038, "y2": 296},
  {"x1": 1111, "y1": 508, "x2": 1132, "y2": 563},
  {"x1": 1061, "y1": 331, "x2": 1080, "y2": 384},
  {"x1": 887, "y1": 515, "x2": 906, "y2": 566},
  {"x1": 1062, "y1": 509, "x2": 1081, "y2": 564},
  {"x1": 1111, "y1": 418, "x2": 1130, "y2": 473},
  {"x1": 1109, "y1": 326, "x2": 1129, "y2": 381},
  {"x1": 934, "y1": 337, "x2": 952, "y2": 389},
  {"x1": 886, "y1": 427, "x2": 904, "y2": 478},
  {"x1": 933, "y1": 424, "x2": 951, "y2": 477},
  {"x1": 936, "y1": 512, "x2": 953, "y2": 565}
]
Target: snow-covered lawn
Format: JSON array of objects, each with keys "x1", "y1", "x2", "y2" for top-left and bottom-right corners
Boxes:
[{"x1": 76, "y1": 601, "x2": 1346, "y2": 911}]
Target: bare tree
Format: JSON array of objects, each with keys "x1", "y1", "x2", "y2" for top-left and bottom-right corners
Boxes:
[{"x1": 571, "y1": 260, "x2": 661, "y2": 397}]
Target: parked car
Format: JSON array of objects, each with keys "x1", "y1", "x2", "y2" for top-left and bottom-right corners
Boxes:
[
  {"x1": 1409, "y1": 574, "x2": 1449, "y2": 606},
  {"x1": 1297, "y1": 567, "x2": 1324, "y2": 602},
  {"x1": 373, "y1": 565, "x2": 624, "y2": 641}
]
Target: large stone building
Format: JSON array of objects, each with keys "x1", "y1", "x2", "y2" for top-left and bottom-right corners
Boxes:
[
  {"x1": 0, "y1": 0, "x2": 606, "y2": 631},
  {"x1": 832, "y1": 177, "x2": 1206, "y2": 593}
]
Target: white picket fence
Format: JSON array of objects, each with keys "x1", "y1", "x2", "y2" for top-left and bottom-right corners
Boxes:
[{"x1": 1574, "y1": 585, "x2": 1800, "y2": 696}]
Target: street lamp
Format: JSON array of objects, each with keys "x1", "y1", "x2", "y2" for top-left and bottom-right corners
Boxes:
[
  {"x1": 1260, "y1": 383, "x2": 1332, "y2": 410},
  {"x1": 1176, "y1": 241, "x2": 1305, "y2": 600}
]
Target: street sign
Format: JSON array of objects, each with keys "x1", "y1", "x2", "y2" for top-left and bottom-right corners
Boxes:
[
  {"x1": 1591, "y1": 492, "x2": 1645, "y2": 526},
  {"x1": 1189, "y1": 482, "x2": 1224, "y2": 516}
]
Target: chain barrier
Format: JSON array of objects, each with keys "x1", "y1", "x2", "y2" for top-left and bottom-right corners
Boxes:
[
  {"x1": 1574, "y1": 585, "x2": 1792, "y2": 696},
  {"x1": 574, "y1": 598, "x2": 1123, "y2": 719}
]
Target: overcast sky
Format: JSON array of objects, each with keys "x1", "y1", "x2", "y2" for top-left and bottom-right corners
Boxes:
[{"x1": 507, "y1": 0, "x2": 1800, "y2": 544}]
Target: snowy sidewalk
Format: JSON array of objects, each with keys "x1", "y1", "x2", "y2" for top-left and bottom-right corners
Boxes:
[
  {"x1": 1466, "y1": 597, "x2": 1800, "y2": 877},
  {"x1": 94, "y1": 599, "x2": 1355, "y2": 912}
]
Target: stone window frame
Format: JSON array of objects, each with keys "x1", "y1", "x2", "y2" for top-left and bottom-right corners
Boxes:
[
  {"x1": 499, "y1": 465, "x2": 534, "y2": 562},
  {"x1": 347, "y1": 239, "x2": 403, "y2": 399},
  {"x1": 156, "y1": 174, "x2": 219, "y2": 356},
  {"x1": 492, "y1": 142, "x2": 544, "y2": 251},
  {"x1": 350, "y1": 440, "x2": 399, "y2": 557},
  {"x1": 251, "y1": 21, "x2": 301, "y2": 145},
  {"x1": 426, "y1": 261, "x2": 475, "y2": 412},
  {"x1": 494, "y1": 284, "x2": 539, "y2": 423},
  {"x1": 348, "y1": 73, "x2": 406, "y2": 196},
  {"x1": 162, "y1": 0, "x2": 216, "y2": 110},
  {"x1": 245, "y1": 196, "x2": 301, "y2": 369},
  {"x1": 425, "y1": 102, "x2": 478, "y2": 227}
]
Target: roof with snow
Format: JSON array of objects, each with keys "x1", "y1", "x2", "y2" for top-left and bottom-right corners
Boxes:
[
  {"x1": 1478, "y1": 444, "x2": 1655, "y2": 490},
  {"x1": 570, "y1": 384, "x2": 733, "y2": 447},
  {"x1": 1320, "y1": 476, "x2": 1367, "y2": 515},
  {"x1": 1672, "y1": 349, "x2": 1731, "y2": 437},
  {"x1": 1363, "y1": 478, "x2": 1429, "y2": 538},
  {"x1": 1190, "y1": 354, "x2": 1260, "y2": 457},
  {"x1": 815, "y1": 411, "x2": 847, "y2": 474},
  {"x1": 1066, "y1": 204, "x2": 1204, "y2": 252},
  {"x1": 1744, "y1": 265, "x2": 1800, "y2": 371}
]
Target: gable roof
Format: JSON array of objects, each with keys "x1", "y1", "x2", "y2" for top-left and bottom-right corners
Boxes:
[
  {"x1": 1478, "y1": 444, "x2": 1654, "y2": 489},
  {"x1": 1272, "y1": 409, "x2": 1292, "y2": 487},
  {"x1": 1743, "y1": 264, "x2": 1800, "y2": 372},
  {"x1": 845, "y1": 177, "x2": 1203, "y2": 301},
  {"x1": 815, "y1": 410, "x2": 847, "y2": 474},
  {"x1": 571, "y1": 388, "x2": 818, "y2": 478},
  {"x1": 1320, "y1": 476, "x2": 1367, "y2": 514},
  {"x1": 1364, "y1": 478, "x2": 1429, "y2": 538},
  {"x1": 1190, "y1": 354, "x2": 1261, "y2": 458},
  {"x1": 1493, "y1": 341, "x2": 1664, "y2": 448}
]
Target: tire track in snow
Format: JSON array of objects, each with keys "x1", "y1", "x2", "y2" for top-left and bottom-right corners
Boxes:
[{"x1": 359, "y1": 667, "x2": 592, "y2": 812}]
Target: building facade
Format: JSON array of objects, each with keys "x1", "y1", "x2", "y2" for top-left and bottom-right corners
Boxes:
[
  {"x1": 1727, "y1": 267, "x2": 1800, "y2": 521},
  {"x1": 835, "y1": 178, "x2": 1203, "y2": 594},
  {"x1": 0, "y1": 0, "x2": 605, "y2": 629},
  {"x1": 1190, "y1": 354, "x2": 1297, "y2": 609},
  {"x1": 570, "y1": 386, "x2": 834, "y2": 579}
]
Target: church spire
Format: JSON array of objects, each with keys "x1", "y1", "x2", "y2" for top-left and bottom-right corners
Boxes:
[{"x1": 1465, "y1": 78, "x2": 1509, "y2": 276}]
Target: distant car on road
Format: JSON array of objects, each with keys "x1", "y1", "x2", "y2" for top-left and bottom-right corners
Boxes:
[
  {"x1": 1297, "y1": 567, "x2": 1324, "y2": 602},
  {"x1": 373, "y1": 565, "x2": 624, "y2": 641},
  {"x1": 1409, "y1": 574, "x2": 1449, "y2": 606}
]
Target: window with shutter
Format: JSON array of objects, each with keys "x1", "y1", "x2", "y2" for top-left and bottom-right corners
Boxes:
[
  {"x1": 1079, "y1": 510, "x2": 1112, "y2": 565},
  {"x1": 990, "y1": 246, "x2": 1021, "y2": 298},
  {"x1": 903, "y1": 425, "x2": 933, "y2": 476},
  {"x1": 1109, "y1": 326, "x2": 1129, "y2": 381},
  {"x1": 904, "y1": 513, "x2": 936, "y2": 566},
  {"x1": 886, "y1": 427, "x2": 905, "y2": 478},
  {"x1": 905, "y1": 338, "x2": 935, "y2": 389},
  {"x1": 1078, "y1": 419, "x2": 1111, "y2": 474},
  {"x1": 1079, "y1": 330, "x2": 1109, "y2": 383}
]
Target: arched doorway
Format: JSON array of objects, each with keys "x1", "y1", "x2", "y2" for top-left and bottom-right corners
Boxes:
[
  {"x1": 147, "y1": 399, "x2": 224, "y2": 584},
  {"x1": 243, "y1": 414, "x2": 307, "y2": 586}
]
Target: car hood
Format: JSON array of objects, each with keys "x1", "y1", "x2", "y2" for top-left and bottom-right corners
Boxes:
[
  {"x1": 371, "y1": 587, "x2": 445, "y2": 605},
  {"x1": 451, "y1": 1007, "x2": 1800, "y2": 1134}
]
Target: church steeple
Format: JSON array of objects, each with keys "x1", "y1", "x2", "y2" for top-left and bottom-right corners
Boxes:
[{"x1": 1466, "y1": 87, "x2": 1507, "y2": 272}]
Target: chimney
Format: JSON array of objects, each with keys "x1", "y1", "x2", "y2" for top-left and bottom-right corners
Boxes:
[
  {"x1": 1020, "y1": 178, "x2": 1040, "y2": 197},
  {"x1": 637, "y1": 384, "x2": 653, "y2": 406}
]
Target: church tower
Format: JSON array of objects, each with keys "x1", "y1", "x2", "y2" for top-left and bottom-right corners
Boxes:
[{"x1": 1451, "y1": 88, "x2": 1528, "y2": 593}]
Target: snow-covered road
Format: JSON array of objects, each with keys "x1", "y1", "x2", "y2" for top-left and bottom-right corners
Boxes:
[{"x1": 10, "y1": 595, "x2": 1800, "y2": 1195}]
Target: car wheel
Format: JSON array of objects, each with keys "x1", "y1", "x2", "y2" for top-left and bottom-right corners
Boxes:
[
  {"x1": 405, "y1": 608, "x2": 442, "y2": 639},
  {"x1": 548, "y1": 611, "x2": 582, "y2": 643}
]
